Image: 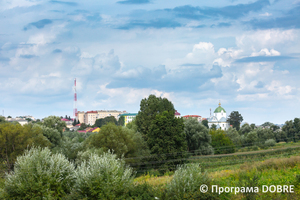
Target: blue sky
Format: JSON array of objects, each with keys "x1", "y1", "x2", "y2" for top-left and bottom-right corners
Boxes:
[{"x1": 0, "y1": 0, "x2": 300, "y2": 124}]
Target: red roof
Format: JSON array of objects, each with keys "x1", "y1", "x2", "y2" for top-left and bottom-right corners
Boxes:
[
  {"x1": 75, "y1": 123, "x2": 81, "y2": 127},
  {"x1": 86, "y1": 111, "x2": 97, "y2": 113},
  {"x1": 61, "y1": 118, "x2": 70, "y2": 121},
  {"x1": 182, "y1": 115, "x2": 201, "y2": 118},
  {"x1": 175, "y1": 110, "x2": 181, "y2": 116},
  {"x1": 77, "y1": 130, "x2": 86, "y2": 133}
]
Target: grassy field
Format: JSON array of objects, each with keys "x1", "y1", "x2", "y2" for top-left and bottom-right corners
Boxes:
[{"x1": 134, "y1": 143, "x2": 300, "y2": 199}]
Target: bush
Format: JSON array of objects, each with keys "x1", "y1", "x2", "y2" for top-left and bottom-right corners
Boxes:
[
  {"x1": 2, "y1": 147, "x2": 76, "y2": 199},
  {"x1": 73, "y1": 151, "x2": 134, "y2": 199},
  {"x1": 265, "y1": 139, "x2": 276, "y2": 147},
  {"x1": 164, "y1": 163, "x2": 214, "y2": 199}
]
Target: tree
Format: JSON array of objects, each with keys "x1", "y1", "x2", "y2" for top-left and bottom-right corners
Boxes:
[
  {"x1": 270, "y1": 124, "x2": 280, "y2": 132},
  {"x1": 2, "y1": 147, "x2": 76, "y2": 199},
  {"x1": 34, "y1": 124, "x2": 62, "y2": 147},
  {"x1": 183, "y1": 118, "x2": 213, "y2": 155},
  {"x1": 226, "y1": 127, "x2": 241, "y2": 147},
  {"x1": 7, "y1": 116, "x2": 12, "y2": 118},
  {"x1": 118, "y1": 115, "x2": 125, "y2": 126},
  {"x1": 201, "y1": 119, "x2": 209, "y2": 129},
  {"x1": 84, "y1": 123, "x2": 149, "y2": 159},
  {"x1": 210, "y1": 124, "x2": 217, "y2": 130},
  {"x1": 243, "y1": 130, "x2": 258, "y2": 147},
  {"x1": 147, "y1": 111, "x2": 187, "y2": 169},
  {"x1": 0, "y1": 116, "x2": 5, "y2": 123},
  {"x1": 135, "y1": 94, "x2": 175, "y2": 140},
  {"x1": 78, "y1": 123, "x2": 88, "y2": 130},
  {"x1": 43, "y1": 116, "x2": 66, "y2": 133},
  {"x1": 250, "y1": 123, "x2": 256, "y2": 130},
  {"x1": 0, "y1": 123, "x2": 50, "y2": 171},
  {"x1": 261, "y1": 122, "x2": 274, "y2": 127},
  {"x1": 227, "y1": 111, "x2": 243, "y2": 131},
  {"x1": 282, "y1": 120, "x2": 299, "y2": 142},
  {"x1": 94, "y1": 116, "x2": 117, "y2": 127},
  {"x1": 240, "y1": 123, "x2": 252, "y2": 135},
  {"x1": 210, "y1": 129, "x2": 235, "y2": 154}
]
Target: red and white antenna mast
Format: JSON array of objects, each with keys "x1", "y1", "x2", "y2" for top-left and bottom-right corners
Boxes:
[{"x1": 73, "y1": 78, "x2": 77, "y2": 119}]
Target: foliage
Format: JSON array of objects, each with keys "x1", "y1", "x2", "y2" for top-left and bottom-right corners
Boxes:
[
  {"x1": 73, "y1": 151, "x2": 134, "y2": 199},
  {"x1": 243, "y1": 130, "x2": 258, "y2": 147},
  {"x1": 42, "y1": 115, "x2": 66, "y2": 133},
  {"x1": 201, "y1": 119, "x2": 209, "y2": 128},
  {"x1": 261, "y1": 121, "x2": 274, "y2": 127},
  {"x1": 135, "y1": 94, "x2": 175, "y2": 140},
  {"x1": 164, "y1": 163, "x2": 213, "y2": 200},
  {"x1": 226, "y1": 127, "x2": 241, "y2": 146},
  {"x1": 0, "y1": 116, "x2": 5, "y2": 123},
  {"x1": 184, "y1": 117, "x2": 213, "y2": 155},
  {"x1": 94, "y1": 116, "x2": 117, "y2": 127},
  {"x1": 52, "y1": 131, "x2": 92, "y2": 162},
  {"x1": 265, "y1": 139, "x2": 276, "y2": 147},
  {"x1": 84, "y1": 123, "x2": 149, "y2": 159},
  {"x1": 147, "y1": 111, "x2": 188, "y2": 170},
  {"x1": 118, "y1": 115, "x2": 125, "y2": 126},
  {"x1": 33, "y1": 124, "x2": 61, "y2": 147},
  {"x1": 210, "y1": 124, "x2": 217, "y2": 130},
  {"x1": 282, "y1": 118, "x2": 300, "y2": 142},
  {"x1": 227, "y1": 111, "x2": 243, "y2": 131},
  {"x1": 0, "y1": 123, "x2": 50, "y2": 171},
  {"x1": 2, "y1": 147, "x2": 76, "y2": 199},
  {"x1": 274, "y1": 129, "x2": 287, "y2": 142},
  {"x1": 78, "y1": 122, "x2": 88, "y2": 130},
  {"x1": 210, "y1": 129, "x2": 235, "y2": 154},
  {"x1": 240, "y1": 123, "x2": 252, "y2": 135}
]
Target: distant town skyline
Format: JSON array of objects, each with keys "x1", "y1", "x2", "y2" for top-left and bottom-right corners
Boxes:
[{"x1": 0, "y1": 0, "x2": 299, "y2": 125}]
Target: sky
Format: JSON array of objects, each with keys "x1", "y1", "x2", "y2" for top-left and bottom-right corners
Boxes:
[{"x1": 0, "y1": 0, "x2": 300, "y2": 124}]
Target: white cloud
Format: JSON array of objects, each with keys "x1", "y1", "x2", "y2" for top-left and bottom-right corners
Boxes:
[{"x1": 251, "y1": 48, "x2": 281, "y2": 56}]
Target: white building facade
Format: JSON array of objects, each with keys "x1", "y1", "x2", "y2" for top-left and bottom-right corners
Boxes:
[{"x1": 208, "y1": 102, "x2": 230, "y2": 130}]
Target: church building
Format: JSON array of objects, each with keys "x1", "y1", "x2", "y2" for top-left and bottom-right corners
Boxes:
[{"x1": 208, "y1": 102, "x2": 230, "y2": 130}]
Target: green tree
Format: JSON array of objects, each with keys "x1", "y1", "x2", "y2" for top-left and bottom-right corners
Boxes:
[
  {"x1": 240, "y1": 123, "x2": 252, "y2": 135},
  {"x1": 78, "y1": 123, "x2": 88, "y2": 130},
  {"x1": 43, "y1": 116, "x2": 66, "y2": 133},
  {"x1": 210, "y1": 129, "x2": 235, "y2": 154},
  {"x1": 227, "y1": 111, "x2": 243, "y2": 131},
  {"x1": 226, "y1": 127, "x2": 241, "y2": 147},
  {"x1": 282, "y1": 120, "x2": 298, "y2": 142},
  {"x1": 243, "y1": 130, "x2": 258, "y2": 146},
  {"x1": 0, "y1": 123, "x2": 50, "y2": 171},
  {"x1": 118, "y1": 115, "x2": 125, "y2": 126},
  {"x1": 210, "y1": 124, "x2": 217, "y2": 130},
  {"x1": 0, "y1": 116, "x2": 5, "y2": 123},
  {"x1": 261, "y1": 122, "x2": 274, "y2": 127},
  {"x1": 270, "y1": 124, "x2": 280, "y2": 132},
  {"x1": 94, "y1": 116, "x2": 117, "y2": 127},
  {"x1": 7, "y1": 116, "x2": 12, "y2": 118},
  {"x1": 183, "y1": 118, "x2": 213, "y2": 155},
  {"x1": 34, "y1": 124, "x2": 62, "y2": 147},
  {"x1": 250, "y1": 123, "x2": 256, "y2": 130},
  {"x1": 2, "y1": 147, "x2": 76, "y2": 199},
  {"x1": 135, "y1": 94, "x2": 175, "y2": 141},
  {"x1": 201, "y1": 119, "x2": 209, "y2": 129},
  {"x1": 147, "y1": 111, "x2": 187, "y2": 169},
  {"x1": 84, "y1": 123, "x2": 149, "y2": 159}
]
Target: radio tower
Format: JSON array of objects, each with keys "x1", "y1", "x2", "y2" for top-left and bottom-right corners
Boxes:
[{"x1": 73, "y1": 78, "x2": 77, "y2": 119}]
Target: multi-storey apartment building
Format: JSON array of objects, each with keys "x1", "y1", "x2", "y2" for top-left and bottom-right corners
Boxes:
[{"x1": 77, "y1": 110, "x2": 127, "y2": 125}]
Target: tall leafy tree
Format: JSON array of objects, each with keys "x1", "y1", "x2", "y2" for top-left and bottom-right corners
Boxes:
[
  {"x1": 240, "y1": 123, "x2": 252, "y2": 135},
  {"x1": 201, "y1": 119, "x2": 209, "y2": 129},
  {"x1": 210, "y1": 129, "x2": 235, "y2": 154},
  {"x1": 147, "y1": 111, "x2": 187, "y2": 169},
  {"x1": 226, "y1": 127, "x2": 241, "y2": 147},
  {"x1": 135, "y1": 94, "x2": 175, "y2": 140},
  {"x1": 94, "y1": 116, "x2": 117, "y2": 127},
  {"x1": 0, "y1": 116, "x2": 5, "y2": 123},
  {"x1": 184, "y1": 118, "x2": 213, "y2": 155},
  {"x1": 118, "y1": 115, "x2": 125, "y2": 126},
  {"x1": 227, "y1": 111, "x2": 243, "y2": 131},
  {"x1": 0, "y1": 123, "x2": 50, "y2": 171},
  {"x1": 43, "y1": 116, "x2": 66, "y2": 133}
]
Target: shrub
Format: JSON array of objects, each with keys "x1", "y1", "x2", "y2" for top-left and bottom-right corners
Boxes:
[
  {"x1": 2, "y1": 147, "x2": 76, "y2": 199},
  {"x1": 164, "y1": 163, "x2": 214, "y2": 199},
  {"x1": 73, "y1": 151, "x2": 134, "y2": 199},
  {"x1": 265, "y1": 139, "x2": 276, "y2": 147}
]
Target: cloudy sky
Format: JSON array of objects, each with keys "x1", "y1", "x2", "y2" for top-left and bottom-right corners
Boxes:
[{"x1": 0, "y1": 0, "x2": 299, "y2": 124}]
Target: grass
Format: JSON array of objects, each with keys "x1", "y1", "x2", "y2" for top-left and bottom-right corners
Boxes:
[{"x1": 134, "y1": 149, "x2": 300, "y2": 199}]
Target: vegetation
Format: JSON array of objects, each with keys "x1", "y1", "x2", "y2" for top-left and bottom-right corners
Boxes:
[
  {"x1": 184, "y1": 117, "x2": 213, "y2": 155},
  {"x1": 227, "y1": 111, "x2": 243, "y2": 131}
]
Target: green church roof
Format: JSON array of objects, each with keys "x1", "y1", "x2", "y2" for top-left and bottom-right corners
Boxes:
[{"x1": 214, "y1": 102, "x2": 226, "y2": 113}]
